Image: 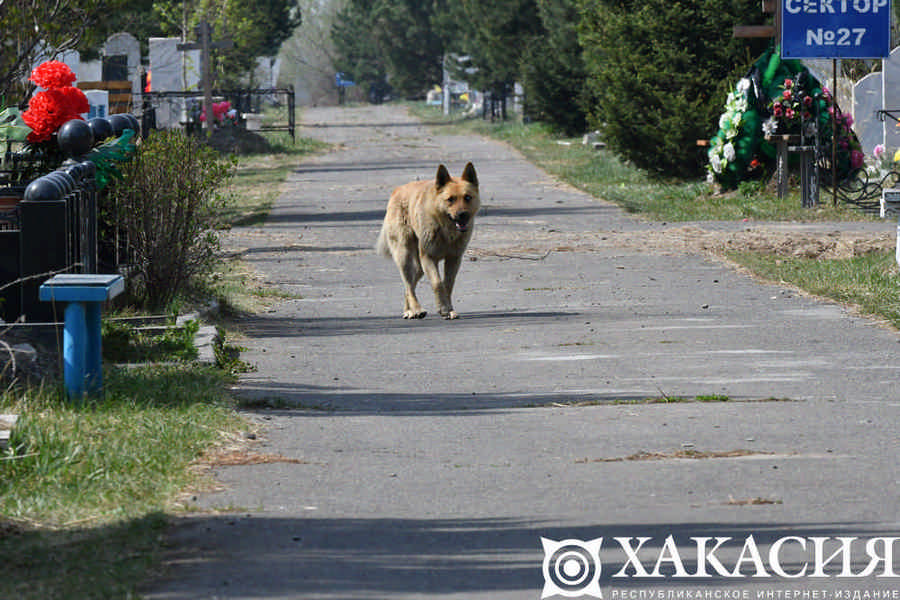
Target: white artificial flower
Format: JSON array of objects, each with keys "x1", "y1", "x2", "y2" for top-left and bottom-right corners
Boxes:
[
  {"x1": 762, "y1": 116, "x2": 777, "y2": 136},
  {"x1": 710, "y1": 153, "x2": 723, "y2": 174},
  {"x1": 737, "y1": 78, "x2": 751, "y2": 94},
  {"x1": 719, "y1": 113, "x2": 730, "y2": 130},
  {"x1": 729, "y1": 112, "x2": 742, "y2": 131},
  {"x1": 723, "y1": 142, "x2": 735, "y2": 162}
]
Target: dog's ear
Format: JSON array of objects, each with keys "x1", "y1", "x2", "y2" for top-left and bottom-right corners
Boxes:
[
  {"x1": 435, "y1": 164, "x2": 452, "y2": 189},
  {"x1": 461, "y1": 162, "x2": 478, "y2": 187}
]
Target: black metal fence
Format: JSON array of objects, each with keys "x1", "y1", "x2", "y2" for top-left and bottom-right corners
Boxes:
[
  {"x1": 0, "y1": 162, "x2": 99, "y2": 323},
  {"x1": 142, "y1": 86, "x2": 296, "y2": 141}
]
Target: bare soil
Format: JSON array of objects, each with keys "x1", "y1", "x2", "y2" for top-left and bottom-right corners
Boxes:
[{"x1": 470, "y1": 224, "x2": 895, "y2": 261}]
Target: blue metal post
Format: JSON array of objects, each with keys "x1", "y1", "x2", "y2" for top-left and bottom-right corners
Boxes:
[
  {"x1": 63, "y1": 302, "x2": 87, "y2": 398},
  {"x1": 85, "y1": 302, "x2": 103, "y2": 395},
  {"x1": 39, "y1": 274, "x2": 124, "y2": 399}
]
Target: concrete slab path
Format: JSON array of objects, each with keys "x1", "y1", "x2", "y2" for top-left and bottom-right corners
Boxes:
[{"x1": 145, "y1": 105, "x2": 900, "y2": 600}]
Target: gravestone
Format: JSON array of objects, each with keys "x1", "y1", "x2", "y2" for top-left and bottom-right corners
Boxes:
[
  {"x1": 102, "y1": 33, "x2": 141, "y2": 99},
  {"x1": 848, "y1": 48, "x2": 900, "y2": 159},
  {"x1": 853, "y1": 70, "x2": 884, "y2": 157},
  {"x1": 58, "y1": 49, "x2": 101, "y2": 84},
  {"x1": 253, "y1": 57, "x2": 281, "y2": 88},
  {"x1": 880, "y1": 47, "x2": 900, "y2": 153},
  {"x1": 148, "y1": 37, "x2": 200, "y2": 128}
]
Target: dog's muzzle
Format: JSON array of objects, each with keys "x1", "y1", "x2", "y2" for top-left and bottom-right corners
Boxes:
[{"x1": 453, "y1": 212, "x2": 471, "y2": 232}]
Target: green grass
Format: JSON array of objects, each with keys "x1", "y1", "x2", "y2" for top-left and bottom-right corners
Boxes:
[
  {"x1": 220, "y1": 131, "x2": 329, "y2": 227},
  {"x1": 0, "y1": 364, "x2": 245, "y2": 598},
  {"x1": 729, "y1": 249, "x2": 900, "y2": 328},
  {"x1": 408, "y1": 102, "x2": 869, "y2": 223},
  {"x1": 0, "y1": 110, "x2": 330, "y2": 597}
]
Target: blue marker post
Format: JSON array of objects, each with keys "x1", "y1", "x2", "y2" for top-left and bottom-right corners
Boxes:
[{"x1": 39, "y1": 274, "x2": 124, "y2": 398}]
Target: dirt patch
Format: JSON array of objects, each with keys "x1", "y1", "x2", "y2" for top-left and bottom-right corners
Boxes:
[
  {"x1": 205, "y1": 450, "x2": 318, "y2": 466},
  {"x1": 608, "y1": 226, "x2": 894, "y2": 260},
  {"x1": 576, "y1": 448, "x2": 775, "y2": 464},
  {"x1": 472, "y1": 225, "x2": 894, "y2": 261}
]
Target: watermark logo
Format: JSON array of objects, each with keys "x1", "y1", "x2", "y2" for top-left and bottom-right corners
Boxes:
[
  {"x1": 541, "y1": 537, "x2": 604, "y2": 598},
  {"x1": 540, "y1": 535, "x2": 900, "y2": 598}
]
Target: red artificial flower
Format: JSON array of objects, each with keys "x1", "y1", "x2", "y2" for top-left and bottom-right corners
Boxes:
[
  {"x1": 749, "y1": 158, "x2": 761, "y2": 170},
  {"x1": 22, "y1": 89, "x2": 67, "y2": 142},
  {"x1": 21, "y1": 87, "x2": 86, "y2": 143},
  {"x1": 29, "y1": 60, "x2": 76, "y2": 89},
  {"x1": 782, "y1": 90, "x2": 792, "y2": 100},
  {"x1": 60, "y1": 86, "x2": 89, "y2": 115},
  {"x1": 784, "y1": 78, "x2": 793, "y2": 89}
]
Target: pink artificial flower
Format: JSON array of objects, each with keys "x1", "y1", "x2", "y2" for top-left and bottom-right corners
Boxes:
[
  {"x1": 783, "y1": 90, "x2": 792, "y2": 100},
  {"x1": 874, "y1": 144, "x2": 886, "y2": 159},
  {"x1": 785, "y1": 108, "x2": 795, "y2": 119},
  {"x1": 784, "y1": 78, "x2": 793, "y2": 89},
  {"x1": 850, "y1": 150, "x2": 865, "y2": 169}
]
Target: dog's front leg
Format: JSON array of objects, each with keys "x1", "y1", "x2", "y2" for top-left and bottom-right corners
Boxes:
[
  {"x1": 441, "y1": 254, "x2": 462, "y2": 319},
  {"x1": 420, "y1": 253, "x2": 456, "y2": 319}
]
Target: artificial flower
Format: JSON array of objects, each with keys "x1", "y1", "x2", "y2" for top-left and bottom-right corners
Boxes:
[
  {"x1": 723, "y1": 142, "x2": 735, "y2": 162},
  {"x1": 29, "y1": 60, "x2": 77, "y2": 89}
]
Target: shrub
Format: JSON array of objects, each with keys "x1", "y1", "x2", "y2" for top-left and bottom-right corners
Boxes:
[
  {"x1": 109, "y1": 130, "x2": 234, "y2": 311},
  {"x1": 578, "y1": 0, "x2": 769, "y2": 179}
]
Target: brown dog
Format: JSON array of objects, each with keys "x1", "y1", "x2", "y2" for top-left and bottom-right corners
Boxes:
[{"x1": 376, "y1": 163, "x2": 480, "y2": 319}]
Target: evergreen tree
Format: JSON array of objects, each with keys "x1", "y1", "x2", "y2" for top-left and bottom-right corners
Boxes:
[
  {"x1": 578, "y1": 0, "x2": 768, "y2": 177},
  {"x1": 521, "y1": 0, "x2": 588, "y2": 135},
  {"x1": 332, "y1": 0, "x2": 389, "y2": 97},
  {"x1": 441, "y1": 0, "x2": 541, "y2": 93},
  {"x1": 332, "y1": 0, "x2": 444, "y2": 100}
]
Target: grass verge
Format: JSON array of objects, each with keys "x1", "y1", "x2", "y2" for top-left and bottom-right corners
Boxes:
[
  {"x1": 728, "y1": 249, "x2": 900, "y2": 328},
  {"x1": 221, "y1": 130, "x2": 329, "y2": 227},
  {"x1": 408, "y1": 102, "x2": 869, "y2": 223},
  {"x1": 0, "y1": 364, "x2": 246, "y2": 598}
]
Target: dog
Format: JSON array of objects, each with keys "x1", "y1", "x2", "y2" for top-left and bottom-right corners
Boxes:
[{"x1": 376, "y1": 162, "x2": 480, "y2": 320}]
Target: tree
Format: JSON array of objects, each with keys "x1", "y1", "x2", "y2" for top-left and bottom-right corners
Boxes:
[
  {"x1": 0, "y1": 0, "x2": 131, "y2": 105},
  {"x1": 279, "y1": 0, "x2": 348, "y2": 104},
  {"x1": 520, "y1": 0, "x2": 588, "y2": 135},
  {"x1": 578, "y1": 0, "x2": 769, "y2": 178},
  {"x1": 439, "y1": 0, "x2": 541, "y2": 90},
  {"x1": 332, "y1": 0, "x2": 444, "y2": 100},
  {"x1": 370, "y1": 0, "x2": 443, "y2": 97},
  {"x1": 332, "y1": 0, "x2": 389, "y2": 96},
  {"x1": 437, "y1": 0, "x2": 542, "y2": 117},
  {"x1": 149, "y1": 0, "x2": 302, "y2": 88}
]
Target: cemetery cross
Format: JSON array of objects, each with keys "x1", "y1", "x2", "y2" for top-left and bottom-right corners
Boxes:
[{"x1": 177, "y1": 20, "x2": 233, "y2": 137}]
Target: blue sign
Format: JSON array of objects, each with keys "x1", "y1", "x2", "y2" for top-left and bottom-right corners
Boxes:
[
  {"x1": 335, "y1": 72, "x2": 356, "y2": 88},
  {"x1": 782, "y1": 0, "x2": 891, "y2": 59}
]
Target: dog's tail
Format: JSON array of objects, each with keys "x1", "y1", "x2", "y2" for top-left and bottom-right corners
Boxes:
[{"x1": 375, "y1": 222, "x2": 391, "y2": 257}]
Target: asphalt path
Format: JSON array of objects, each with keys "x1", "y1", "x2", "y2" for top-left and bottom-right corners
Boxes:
[{"x1": 145, "y1": 105, "x2": 900, "y2": 600}]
